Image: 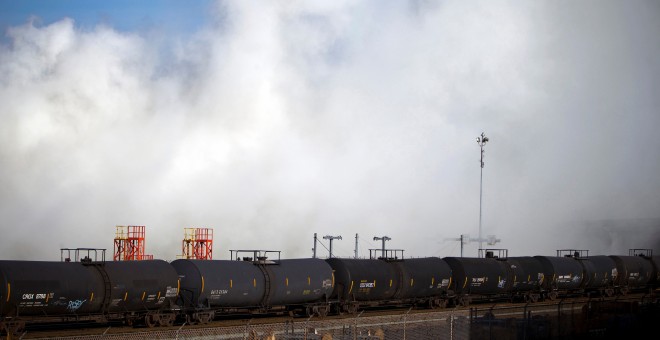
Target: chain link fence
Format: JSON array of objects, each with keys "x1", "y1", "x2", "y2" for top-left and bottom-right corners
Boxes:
[
  {"x1": 28, "y1": 309, "x2": 471, "y2": 340},
  {"x1": 15, "y1": 295, "x2": 658, "y2": 339}
]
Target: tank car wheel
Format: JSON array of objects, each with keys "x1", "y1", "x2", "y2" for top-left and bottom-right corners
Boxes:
[
  {"x1": 458, "y1": 296, "x2": 470, "y2": 307},
  {"x1": 200, "y1": 313, "x2": 212, "y2": 324},
  {"x1": 186, "y1": 314, "x2": 197, "y2": 325},
  {"x1": 145, "y1": 314, "x2": 157, "y2": 328},
  {"x1": 334, "y1": 304, "x2": 345, "y2": 315},
  {"x1": 347, "y1": 303, "x2": 359, "y2": 314},
  {"x1": 159, "y1": 314, "x2": 175, "y2": 327},
  {"x1": 547, "y1": 291, "x2": 558, "y2": 301},
  {"x1": 440, "y1": 299, "x2": 448, "y2": 308},
  {"x1": 604, "y1": 288, "x2": 614, "y2": 297},
  {"x1": 317, "y1": 306, "x2": 329, "y2": 318}
]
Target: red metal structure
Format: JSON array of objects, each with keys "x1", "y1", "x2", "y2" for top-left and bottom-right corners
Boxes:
[
  {"x1": 180, "y1": 228, "x2": 214, "y2": 260},
  {"x1": 113, "y1": 225, "x2": 153, "y2": 261}
]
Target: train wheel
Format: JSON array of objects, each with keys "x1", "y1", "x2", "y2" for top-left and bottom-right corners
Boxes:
[
  {"x1": 429, "y1": 299, "x2": 437, "y2": 309},
  {"x1": 440, "y1": 299, "x2": 448, "y2": 308},
  {"x1": 548, "y1": 291, "x2": 558, "y2": 301},
  {"x1": 145, "y1": 314, "x2": 157, "y2": 328},
  {"x1": 317, "y1": 306, "x2": 329, "y2": 318},
  {"x1": 186, "y1": 314, "x2": 197, "y2": 325},
  {"x1": 458, "y1": 296, "x2": 470, "y2": 307},
  {"x1": 200, "y1": 313, "x2": 212, "y2": 324},
  {"x1": 160, "y1": 314, "x2": 175, "y2": 327}
]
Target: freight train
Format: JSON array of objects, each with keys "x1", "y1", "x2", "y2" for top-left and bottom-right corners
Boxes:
[{"x1": 1, "y1": 247, "x2": 658, "y2": 336}]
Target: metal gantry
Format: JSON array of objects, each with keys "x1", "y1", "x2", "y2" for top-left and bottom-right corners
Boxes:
[{"x1": 323, "y1": 235, "x2": 342, "y2": 258}]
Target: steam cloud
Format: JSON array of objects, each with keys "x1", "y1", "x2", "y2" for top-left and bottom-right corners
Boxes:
[{"x1": 1, "y1": 1, "x2": 659, "y2": 261}]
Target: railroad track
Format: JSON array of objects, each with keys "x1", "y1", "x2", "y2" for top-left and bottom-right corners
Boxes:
[{"x1": 14, "y1": 293, "x2": 655, "y2": 339}]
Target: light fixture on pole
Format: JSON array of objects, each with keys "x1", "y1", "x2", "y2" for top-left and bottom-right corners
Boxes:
[{"x1": 476, "y1": 132, "x2": 489, "y2": 255}]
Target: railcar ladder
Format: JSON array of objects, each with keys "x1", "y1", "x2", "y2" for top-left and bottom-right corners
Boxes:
[
  {"x1": 91, "y1": 264, "x2": 113, "y2": 316},
  {"x1": 257, "y1": 265, "x2": 272, "y2": 309}
]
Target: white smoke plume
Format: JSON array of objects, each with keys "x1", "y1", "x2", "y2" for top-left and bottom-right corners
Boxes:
[{"x1": 1, "y1": 1, "x2": 659, "y2": 261}]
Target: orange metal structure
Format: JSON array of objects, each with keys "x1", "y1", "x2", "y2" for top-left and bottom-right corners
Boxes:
[
  {"x1": 180, "y1": 228, "x2": 213, "y2": 260},
  {"x1": 113, "y1": 225, "x2": 153, "y2": 261}
]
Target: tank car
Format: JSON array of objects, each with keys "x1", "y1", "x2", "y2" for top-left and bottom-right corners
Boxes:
[
  {"x1": 651, "y1": 255, "x2": 660, "y2": 286},
  {"x1": 390, "y1": 257, "x2": 452, "y2": 308},
  {"x1": 103, "y1": 260, "x2": 180, "y2": 326},
  {"x1": 0, "y1": 260, "x2": 106, "y2": 329},
  {"x1": 609, "y1": 252, "x2": 655, "y2": 294},
  {"x1": 172, "y1": 251, "x2": 333, "y2": 321},
  {"x1": 443, "y1": 251, "x2": 512, "y2": 306},
  {"x1": 575, "y1": 254, "x2": 617, "y2": 297},
  {"x1": 326, "y1": 257, "x2": 399, "y2": 313},
  {"x1": 1, "y1": 250, "x2": 179, "y2": 335},
  {"x1": 506, "y1": 256, "x2": 545, "y2": 302},
  {"x1": 534, "y1": 252, "x2": 585, "y2": 299}
]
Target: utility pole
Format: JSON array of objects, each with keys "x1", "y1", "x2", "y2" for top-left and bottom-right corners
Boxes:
[
  {"x1": 354, "y1": 233, "x2": 359, "y2": 259},
  {"x1": 312, "y1": 233, "x2": 318, "y2": 258},
  {"x1": 323, "y1": 235, "x2": 342, "y2": 258},
  {"x1": 476, "y1": 132, "x2": 489, "y2": 255}
]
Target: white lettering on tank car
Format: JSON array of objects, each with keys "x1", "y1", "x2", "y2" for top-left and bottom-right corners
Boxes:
[
  {"x1": 210, "y1": 289, "x2": 228, "y2": 296},
  {"x1": 471, "y1": 277, "x2": 486, "y2": 287},
  {"x1": 166, "y1": 287, "x2": 178, "y2": 297},
  {"x1": 22, "y1": 293, "x2": 34, "y2": 300},
  {"x1": 359, "y1": 282, "x2": 375, "y2": 288}
]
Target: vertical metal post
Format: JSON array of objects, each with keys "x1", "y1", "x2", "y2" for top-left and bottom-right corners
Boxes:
[
  {"x1": 354, "y1": 233, "x2": 359, "y2": 259},
  {"x1": 313, "y1": 233, "x2": 317, "y2": 259},
  {"x1": 476, "y1": 132, "x2": 489, "y2": 255}
]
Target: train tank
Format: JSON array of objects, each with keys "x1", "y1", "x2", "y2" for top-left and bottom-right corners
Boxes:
[
  {"x1": 576, "y1": 255, "x2": 617, "y2": 295},
  {"x1": 609, "y1": 255, "x2": 654, "y2": 292},
  {"x1": 261, "y1": 258, "x2": 333, "y2": 306},
  {"x1": 443, "y1": 256, "x2": 511, "y2": 306},
  {"x1": 506, "y1": 256, "x2": 545, "y2": 302},
  {"x1": 326, "y1": 258, "x2": 398, "y2": 312},
  {"x1": 171, "y1": 259, "x2": 265, "y2": 310},
  {"x1": 534, "y1": 255, "x2": 584, "y2": 298},
  {"x1": 103, "y1": 260, "x2": 179, "y2": 312},
  {"x1": 391, "y1": 257, "x2": 452, "y2": 307},
  {"x1": 0, "y1": 261, "x2": 105, "y2": 317}
]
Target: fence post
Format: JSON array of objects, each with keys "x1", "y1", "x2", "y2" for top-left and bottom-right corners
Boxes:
[
  {"x1": 354, "y1": 310, "x2": 364, "y2": 340},
  {"x1": 403, "y1": 306, "x2": 412, "y2": 340}
]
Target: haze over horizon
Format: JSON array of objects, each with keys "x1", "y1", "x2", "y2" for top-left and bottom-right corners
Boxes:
[{"x1": 1, "y1": 1, "x2": 659, "y2": 261}]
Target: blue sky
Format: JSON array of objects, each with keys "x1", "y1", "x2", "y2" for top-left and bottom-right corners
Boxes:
[{"x1": 0, "y1": 0, "x2": 212, "y2": 36}]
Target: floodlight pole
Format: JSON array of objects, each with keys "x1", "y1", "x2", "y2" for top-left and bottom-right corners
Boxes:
[{"x1": 477, "y1": 132, "x2": 489, "y2": 255}]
